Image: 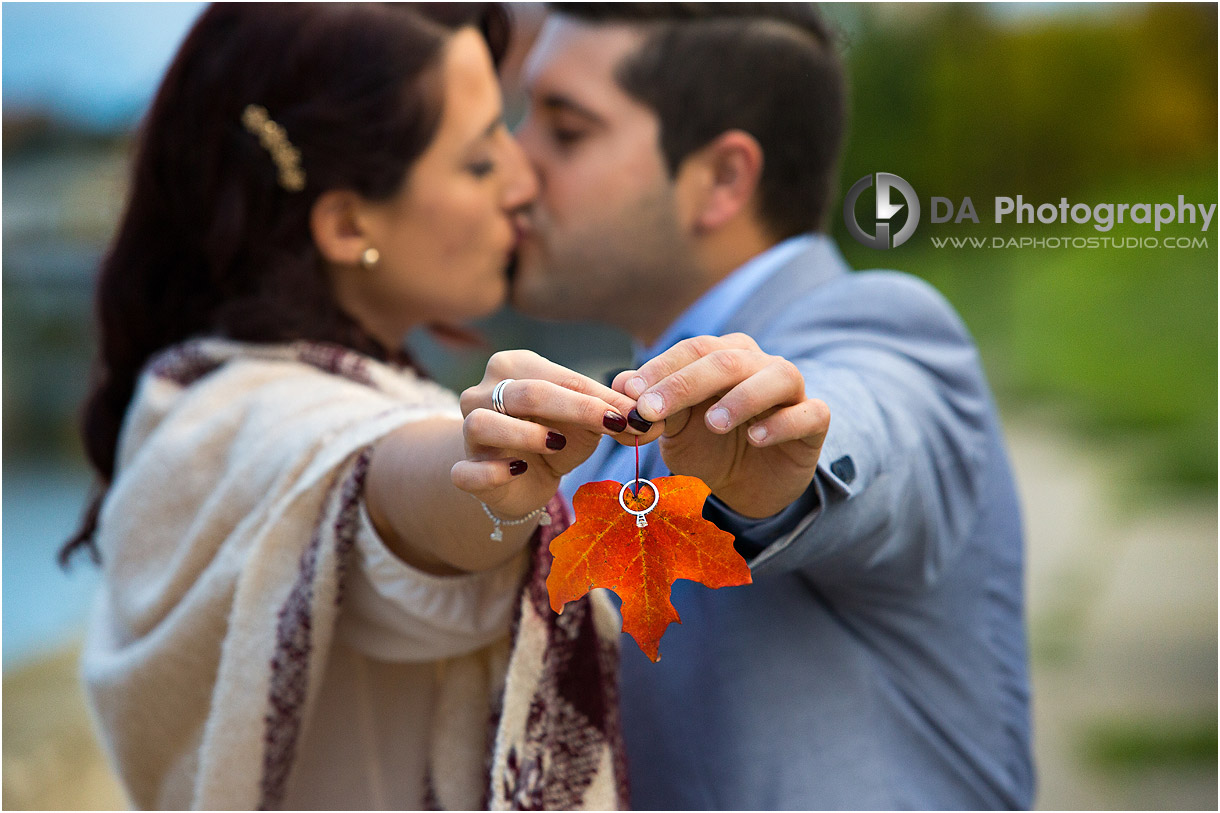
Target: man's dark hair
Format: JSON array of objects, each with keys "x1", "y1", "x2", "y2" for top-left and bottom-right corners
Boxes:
[{"x1": 550, "y1": 3, "x2": 846, "y2": 239}]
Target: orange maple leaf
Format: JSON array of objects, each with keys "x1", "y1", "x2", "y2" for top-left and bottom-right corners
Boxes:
[{"x1": 546, "y1": 475, "x2": 752, "y2": 662}]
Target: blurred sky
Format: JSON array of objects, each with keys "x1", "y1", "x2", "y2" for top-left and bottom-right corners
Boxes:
[{"x1": 3, "y1": 2, "x2": 205, "y2": 129}]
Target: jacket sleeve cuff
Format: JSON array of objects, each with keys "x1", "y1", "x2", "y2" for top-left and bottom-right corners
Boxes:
[
  {"x1": 703, "y1": 481, "x2": 823, "y2": 558},
  {"x1": 701, "y1": 442, "x2": 859, "y2": 563}
]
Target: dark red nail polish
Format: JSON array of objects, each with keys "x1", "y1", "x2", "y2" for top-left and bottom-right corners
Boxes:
[
  {"x1": 509, "y1": 459, "x2": 528, "y2": 476},
  {"x1": 603, "y1": 411, "x2": 628, "y2": 433},
  {"x1": 545, "y1": 431, "x2": 567, "y2": 450},
  {"x1": 627, "y1": 408, "x2": 653, "y2": 432}
]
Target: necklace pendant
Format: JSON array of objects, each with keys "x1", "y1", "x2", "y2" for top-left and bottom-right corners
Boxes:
[
  {"x1": 490, "y1": 526, "x2": 503, "y2": 542},
  {"x1": 636, "y1": 515, "x2": 648, "y2": 528}
]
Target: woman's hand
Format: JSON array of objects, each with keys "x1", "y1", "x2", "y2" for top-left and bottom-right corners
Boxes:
[
  {"x1": 451, "y1": 350, "x2": 650, "y2": 520},
  {"x1": 369, "y1": 350, "x2": 662, "y2": 576}
]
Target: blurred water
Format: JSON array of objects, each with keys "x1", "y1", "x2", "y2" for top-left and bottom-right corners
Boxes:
[{"x1": 2, "y1": 462, "x2": 100, "y2": 669}]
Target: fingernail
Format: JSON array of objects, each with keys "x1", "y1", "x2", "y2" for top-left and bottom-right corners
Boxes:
[
  {"x1": 626, "y1": 408, "x2": 653, "y2": 432},
  {"x1": 638, "y1": 391, "x2": 663, "y2": 418},
  {"x1": 509, "y1": 459, "x2": 528, "y2": 475},
  {"x1": 707, "y1": 407, "x2": 731, "y2": 431},
  {"x1": 628, "y1": 376, "x2": 647, "y2": 398},
  {"x1": 602, "y1": 411, "x2": 628, "y2": 433},
  {"x1": 748, "y1": 424, "x2": 768, "y2": 444},
  {"x1": 545, "y1": 431, "x2": 567, "y2": 450}
]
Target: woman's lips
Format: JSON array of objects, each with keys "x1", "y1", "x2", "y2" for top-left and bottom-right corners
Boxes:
[
  {"x1": 504, "y1": 218, "x2": 528, "y2": 279},
  {"x1": 512, "y1": 212, "x2": 534, "y2": 244}
]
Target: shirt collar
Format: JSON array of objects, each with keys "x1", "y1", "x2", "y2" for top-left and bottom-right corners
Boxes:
[{"x1": 635, "y1": 233, "x2": 818, "y2": 365}]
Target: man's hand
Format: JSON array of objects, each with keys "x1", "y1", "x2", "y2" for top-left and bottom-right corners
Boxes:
[{"x1": 613, "y1": 334, "x2": 829, "y2": 518}]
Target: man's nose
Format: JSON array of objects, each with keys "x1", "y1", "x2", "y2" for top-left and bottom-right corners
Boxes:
[
  {"x1": 512, "y1": 114, "x2": 546, "y2": 178},
  {"x1": 502, "y1": 133, "x2": 539, "y2": 211}
]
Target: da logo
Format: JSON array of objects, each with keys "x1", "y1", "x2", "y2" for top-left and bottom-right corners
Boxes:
[{"x1": 844, "y1": 172, "x2": 921, "y2": 249}]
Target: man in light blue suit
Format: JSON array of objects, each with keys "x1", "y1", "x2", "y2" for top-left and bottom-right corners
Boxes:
[{"x1": 510, "y1": 4, "x2": 1034, "y2": 808}]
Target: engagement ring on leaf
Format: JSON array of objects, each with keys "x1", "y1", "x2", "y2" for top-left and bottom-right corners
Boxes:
[{"x1": 619, "y1": 479, "x2": 659, "y2": 527}]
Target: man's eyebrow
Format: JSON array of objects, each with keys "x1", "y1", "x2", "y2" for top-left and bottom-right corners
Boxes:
[{"x1": 537, "y1": 92, "x2": 607, "y2": 127}]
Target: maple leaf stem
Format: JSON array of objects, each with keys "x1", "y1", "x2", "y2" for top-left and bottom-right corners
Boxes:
[{"x1": 634, "y1": 436, "x2": 640, "y2": 497}]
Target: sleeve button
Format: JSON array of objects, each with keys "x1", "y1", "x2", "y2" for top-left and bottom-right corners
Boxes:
[{"x1": 829, "y1": 455, "x2": 856, "y2": 485}]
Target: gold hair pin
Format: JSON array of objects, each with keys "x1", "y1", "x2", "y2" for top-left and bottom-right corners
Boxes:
[{"x1": 241, "y1": 104, "x2": 306, "y2": 192}]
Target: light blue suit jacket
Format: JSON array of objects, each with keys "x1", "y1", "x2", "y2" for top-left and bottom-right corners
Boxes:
[{"x1": 568, "y1": 237, "x2": 1034, "y2": 809}]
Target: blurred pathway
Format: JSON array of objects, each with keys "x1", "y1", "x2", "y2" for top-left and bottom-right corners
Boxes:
[{"x1": 1009, "y1": 416, "x2": 1217, "y2": 810}]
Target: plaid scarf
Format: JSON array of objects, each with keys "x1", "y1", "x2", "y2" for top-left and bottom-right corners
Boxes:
[{"x1": 83, "y1": 339, "x2": 628, "y2": 809}]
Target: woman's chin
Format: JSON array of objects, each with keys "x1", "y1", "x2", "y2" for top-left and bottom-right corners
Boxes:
[{"x1": 460, "y1": 276, "x2": 509, "y2": 321}]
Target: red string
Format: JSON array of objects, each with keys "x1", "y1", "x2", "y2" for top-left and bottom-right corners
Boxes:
[{"x1": 634, "y1": 435, "x2": 640, "y2": 497}]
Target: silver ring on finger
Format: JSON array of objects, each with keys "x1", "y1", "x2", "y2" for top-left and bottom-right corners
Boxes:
[{"x1": 491, "y1": 378, "x2": 514, "y2": 416}]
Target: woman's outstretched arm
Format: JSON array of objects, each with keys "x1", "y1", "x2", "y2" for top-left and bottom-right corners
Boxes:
[{"x1": 364, "y1": 351, "x2": 655, "y2": 574}]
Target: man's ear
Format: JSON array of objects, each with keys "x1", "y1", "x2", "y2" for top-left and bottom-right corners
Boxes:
[
  {"x1": 675, "y1": 130, "x2": 764, "y2": 235},
  {"x1": 310, "y1": 189, "x2": 372, "y2": 268}
]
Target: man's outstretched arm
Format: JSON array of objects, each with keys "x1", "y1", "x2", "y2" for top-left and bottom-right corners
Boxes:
[{"x1": 616, "y1": 274, "x2": 995, "y2": 587}]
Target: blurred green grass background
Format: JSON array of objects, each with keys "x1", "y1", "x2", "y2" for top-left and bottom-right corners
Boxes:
[
  {"x1": 861, "y1": 164, "x2": 1217, "y2": 493},
  {"x1": 828, "y1": 2, "x2": 1217, "y2": 496}
]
